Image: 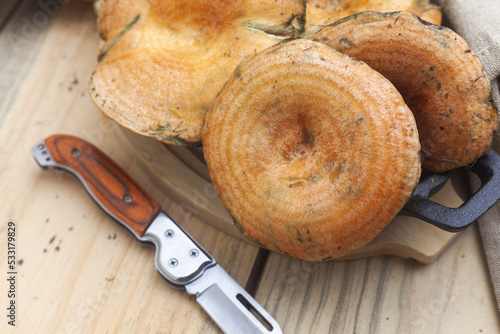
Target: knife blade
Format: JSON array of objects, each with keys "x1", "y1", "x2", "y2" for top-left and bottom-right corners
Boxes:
[{"x1": 32, "y1": 134, "x2": 282, "y2": 334}]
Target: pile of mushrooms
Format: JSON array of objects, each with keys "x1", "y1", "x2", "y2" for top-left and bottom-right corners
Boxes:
[{"x1": 89, "y1": 1, "x2": 497, "y2": 261}]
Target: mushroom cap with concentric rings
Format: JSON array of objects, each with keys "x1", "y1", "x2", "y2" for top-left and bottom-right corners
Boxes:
[
  {"x1": 311, "y1": 11, "x2": 498, "y2": 172},
  {"x1": 202, "y1": 39, "x2": 421, "y2": 261}
]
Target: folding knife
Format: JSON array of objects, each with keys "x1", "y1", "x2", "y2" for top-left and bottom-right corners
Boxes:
[{"x1": 32, "y1": 134, "x2": 282, "y2": 334}]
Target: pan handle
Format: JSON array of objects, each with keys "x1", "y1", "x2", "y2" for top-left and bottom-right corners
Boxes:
[{"x1": 401, "y1": 149, "x2": 500, "y2": 232}]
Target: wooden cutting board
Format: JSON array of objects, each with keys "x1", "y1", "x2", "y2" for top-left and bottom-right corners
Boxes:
[{"x1": 118, "y1": 128, "x2": 466, "y2": 264}]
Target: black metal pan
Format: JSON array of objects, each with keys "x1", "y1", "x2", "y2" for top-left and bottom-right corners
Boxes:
[{"x1": 402, "y1": 148, "x2": 500, "y2": 232}]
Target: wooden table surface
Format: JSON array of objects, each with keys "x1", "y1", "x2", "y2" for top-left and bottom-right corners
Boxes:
[{"x1": 1, "y1": 1, "x2": 499, "y2": 333}]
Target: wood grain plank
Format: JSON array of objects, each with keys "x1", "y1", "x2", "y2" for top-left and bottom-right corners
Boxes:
[
  {"x1": 1, "y1": 1, "x2": 499, "y2": 333},
  {"x1": 0, "y1": 2, "x2": 259, "y2": 333},
  {"x1": 0, "y1": 0, "x2": 60, "y2": 122},
  {"x1": 255, "y1": 225, "x2": 500, "y2": 333}
]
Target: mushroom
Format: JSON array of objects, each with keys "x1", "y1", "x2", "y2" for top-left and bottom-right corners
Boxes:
[
  {"x1": 89, "y1": 0, "x2": 306, "y2": 145},
  {"x1": 202, "y1": 39, "x2": 421, "y2": 261},
  {"x1": 306, "y1": 0, "x2": 442, "y2": 31},
  {"x1": 312, "y1": 11, "x2": 498, "y2": 172}
]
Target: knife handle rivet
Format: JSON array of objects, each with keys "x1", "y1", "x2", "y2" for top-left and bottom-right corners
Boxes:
[
  {"x1": 165, "y1": 229, "x2": 175, "y2": 238},
  {"x1": 72, "y1": 149, "x2": 80, "y2": 157},
  {"x1": 168, "y1": 258, "x2": 178, "y2": 267},
  {"x1": 189, "y1": 249, "x2": 199, "y2": 258},
  {"x1": 123, "y1": 194, "x2": 132, "y2": 203},
  {"x1": 37, "y1": 144, "x2": 45, "y2": 150}
]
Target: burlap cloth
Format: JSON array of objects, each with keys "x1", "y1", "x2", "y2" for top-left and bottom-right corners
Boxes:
[{"x1": 434, "y1": 0, "x2": 500, "y2": 309}]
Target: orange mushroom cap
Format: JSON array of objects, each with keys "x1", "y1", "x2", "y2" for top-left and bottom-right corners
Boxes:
[
  {"x1": 202, "y1": 39, "x2": 421, "y2": 261},
  {"x1": 312, "y1": 11, "x2": 498, "y2": 172}
]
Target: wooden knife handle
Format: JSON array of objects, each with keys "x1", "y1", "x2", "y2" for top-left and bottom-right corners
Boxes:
[{"x1": 36, "y1": 134, "x2": 161, "y2": 238}]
